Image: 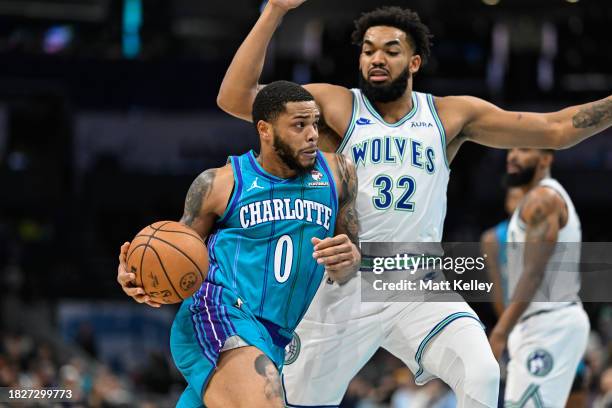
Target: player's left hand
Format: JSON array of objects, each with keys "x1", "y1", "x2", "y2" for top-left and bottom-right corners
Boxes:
[
  {"x1": 488, "y1": 329, "x2": 508, "y2": 361},
  {"x1": 312, "y1": 234, "x2": 360, "y2": 284}
]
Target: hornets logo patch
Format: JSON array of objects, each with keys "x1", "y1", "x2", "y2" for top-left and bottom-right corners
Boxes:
[
  {"x1": 526, "y1": 349, "x2": 553, "y2": 377},
  {"x1": 308, "y1": 170, "x2": 329, "y2": 187},
  {"x1": 284, "y1": 332, "x2": 301, "y2": 365}
]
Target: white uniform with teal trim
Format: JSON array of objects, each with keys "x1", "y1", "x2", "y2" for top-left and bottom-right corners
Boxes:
[
  {"x1": 282, "y1": 90, "x2": 499, "y2": 408},
  {"x1": 504, "y1": 178, "x2": 589, "y2": 408},
  {"x1": 337, "y1": 89, "x2": 450, "y2": 244}
]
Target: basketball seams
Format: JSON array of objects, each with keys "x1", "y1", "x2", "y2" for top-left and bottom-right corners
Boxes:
[
  {"x1": 146, "y1": 244, "x2": 184, "y2": 301},
  {"x1": 146, "y1": 235, "x2": 205, "y2": 281},
  {"x1": 150, "y1": 221, "x2": 175, "y2": 231},
  {"x1": 127, "y1": 221, "x2": 207, "y2": 304},
  {"x1": 156, "y1": 228, "x2": 203, "y2": 243},
  {"x1": 134, "y1": 229, "x2": 204, "y2": 244}
]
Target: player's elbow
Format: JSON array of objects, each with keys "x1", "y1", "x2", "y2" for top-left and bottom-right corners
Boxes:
[
  {"x1": 547, "y1": 121, "x2": 573, "y2": 150},
  {"x1": 216, "y1": 89, "x2": 254, "y2": 122},
  {"x1": 216, "y1": 89, "x2": 234, "y2": 114}
]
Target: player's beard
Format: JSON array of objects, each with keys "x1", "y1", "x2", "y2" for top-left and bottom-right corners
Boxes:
[
  {"x1": 504, "y1": 165, "x2": 537, "y2": 187},
  {"x1": 359, "y1": 67, "x2": 410, "y2": 103},
  {"x1": 273, "y1": 132, "x2": 315, "y2": 174}
]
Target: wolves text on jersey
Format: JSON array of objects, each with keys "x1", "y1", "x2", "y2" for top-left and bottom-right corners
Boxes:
[{"x1": 351, "y1": 136, "x2": 436, "y2": 174}]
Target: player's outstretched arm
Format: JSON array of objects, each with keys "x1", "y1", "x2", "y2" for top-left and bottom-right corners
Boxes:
[
  {"x1": 216, "y1": 0, "x2": 352, "y2": 139},
  {"x1": 489, "y1": 187, "x2": 564, "y2": 359},
  {"x1": 312, "y1": 153, "x2": 361, "y2": 284},
  {"x1": 439, "y1": 95, "x2": 612, "y2": 150},
  {"x1": 116, "y1": 165, "x2": 233, "y2": 307}
]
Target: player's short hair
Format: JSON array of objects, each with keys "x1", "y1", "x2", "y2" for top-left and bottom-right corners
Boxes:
[
  {"x1": 252, "y1": 81, "x2": 315, "y2": 128},
  {"x1": 351, "y1": 7, "x2": 433, "y2": 64}
]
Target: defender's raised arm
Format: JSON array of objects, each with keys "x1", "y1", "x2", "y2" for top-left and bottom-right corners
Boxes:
[
  {"x1": 216, "y1": 0, "x2": 352, "y2": 138},
  {"x1": 438, "y1": 95, "x2": 612, "y2": 151}
]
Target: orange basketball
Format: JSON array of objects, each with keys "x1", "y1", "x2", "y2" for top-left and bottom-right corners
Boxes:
[{"x1": 126, "y1": 221, "x2": 208, "y2": 304}]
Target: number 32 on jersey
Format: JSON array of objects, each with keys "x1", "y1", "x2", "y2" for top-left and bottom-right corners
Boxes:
[{"x1": 372, "y1": 174, "x2": 416, "y2": 211}]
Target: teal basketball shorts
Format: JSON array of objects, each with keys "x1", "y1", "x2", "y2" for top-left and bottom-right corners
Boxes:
[{"x1": 170, "y1": 281, "x2": 290, "y2": 408}]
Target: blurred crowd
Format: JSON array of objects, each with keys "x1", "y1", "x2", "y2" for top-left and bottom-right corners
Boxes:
[
  {"x1": 2, "y1": 306, "x2": 612, "y2": 408},
  {"x1": 0, "y1": 331, "x2": 184, "y2": 407}
]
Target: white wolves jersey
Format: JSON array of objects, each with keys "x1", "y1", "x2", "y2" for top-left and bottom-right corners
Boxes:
[
  {"x1": 337, "y1": 89, "x2": 450, "y2": 252},
  {"x1": 506, "y1": 178, "x2": 582, "y2": 317}
]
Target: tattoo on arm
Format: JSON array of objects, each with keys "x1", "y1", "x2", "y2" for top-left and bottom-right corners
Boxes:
[
  {"x1": 179, "y1": 168, "x2": 217, "y2": 227},
  {"x1": 525, "y1": 205, "x2": 551, "y2": 242},
  {"x1": 335, "y1": 154, "x2": 359, "y2": 247},
  {"x1": 254, "y1": 354, "x2": 283, "y2": 401},
  {"x1": 572, "y1": 99, "x2": 612, "y2": 128}
]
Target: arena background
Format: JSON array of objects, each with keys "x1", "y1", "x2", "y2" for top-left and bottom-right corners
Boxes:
[{"x1": 0, "y1": 0, "x2": 611, "y2": 406}]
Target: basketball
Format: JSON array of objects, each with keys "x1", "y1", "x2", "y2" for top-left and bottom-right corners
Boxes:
[{"x1": 126, "y1": 221, "x2": 208, "y2": 304}]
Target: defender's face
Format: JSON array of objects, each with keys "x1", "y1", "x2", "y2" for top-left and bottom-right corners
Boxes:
[
  {"x1": 506, "y1": 148, "x2": 543, "y2": 175},
  {"x1": 272, "y1": 100, "x2": 320, "y2": 170},
  {"x1": 359, "y1": 26, "x2": 420, "y2": 86}
]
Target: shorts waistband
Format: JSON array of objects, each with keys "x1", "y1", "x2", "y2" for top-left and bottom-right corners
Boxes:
[{"x1": 520, "y1": 302, "x2": 579, "y2": 323}]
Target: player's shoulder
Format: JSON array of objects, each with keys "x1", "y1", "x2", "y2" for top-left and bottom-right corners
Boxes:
[
  {"x1": 433, "y1": 95, "x2": 493, "y2": 112},
  {"x1": 193, "y1": 164, "x2": 234, "y2": 203},
  {"x1": 321, "y1": 152, "x2": 355, "y2": 174},
  {"x1": 521, "y1": 185, "x2": 566, "y2": 220}
]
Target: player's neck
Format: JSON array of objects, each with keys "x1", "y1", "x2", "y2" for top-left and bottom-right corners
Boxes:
[
  {"x1": 371, "y1": 89, "x2": 414, "y2": 124},
  {"x1": 522, "y1": 170, "x2": 551, "y2": 193},
  {"x1": 257, "y1": 152, "x2": 298, "y2": 179}
]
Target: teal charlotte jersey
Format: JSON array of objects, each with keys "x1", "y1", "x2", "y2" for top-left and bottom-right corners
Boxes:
[
  {"x1": 170, "y1": 150, "x2": 338, "y2": 408},
  {"x1": 208, "y1": 149, "x2": 338, "y2": 331}
]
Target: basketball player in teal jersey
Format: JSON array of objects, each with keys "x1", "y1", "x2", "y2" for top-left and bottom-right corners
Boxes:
[
  {"x1": 117, "y1": 81, "x2": 361, "y2": 407},
  {"x1": 217, "y1": 1, "x2": 612, "y2": 406},
  {"x1": 481, "y1": 187, "x2": 524, "y2": 317}
]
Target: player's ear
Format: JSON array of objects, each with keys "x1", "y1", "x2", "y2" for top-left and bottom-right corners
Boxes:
[
  {"x1": 409, "y1": 54, "x2": 421, "y2": 75},
  {"x1": 540, "y1": 151, "x2": 554, "y2": 168},
  {"x1": 257, "y1": 120, "x2": 273, "y2": 142}
]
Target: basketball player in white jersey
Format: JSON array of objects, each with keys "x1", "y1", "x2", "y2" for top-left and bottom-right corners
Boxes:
[
  {"x1": 217, "y1": 1, "x2": 612, "y2": 406},
  {"x1": 489, "y1": 148, "x2": 589, "y2": 408}
]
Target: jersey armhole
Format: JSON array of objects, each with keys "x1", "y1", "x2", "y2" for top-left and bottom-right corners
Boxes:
[
  {"x1": 217, "y1": 156, "x2": 243, "y2": 226},
  {"x1": 317, "y1": 152, "x2": 339, "y2": 213},
  {"x1": 336, "y1": 90, "x2": 358, "y2": 154},
  {"x1": 426, "y1": 94, "x2": 450, "y2": 170}
]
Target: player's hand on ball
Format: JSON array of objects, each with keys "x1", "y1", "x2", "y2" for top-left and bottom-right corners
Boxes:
[
  {"x1": 312, "y1": 235, "x2": 360, "y2": 284},
  {"x1": 117, "y1": 241, "x2": 162, "y2": 308},
  {"x1": 268, "y1": 0, "x2": 307, "y2": 12}
]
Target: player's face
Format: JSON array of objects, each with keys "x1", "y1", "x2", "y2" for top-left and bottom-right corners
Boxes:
[
  {"x1": 272, "y1": 101, "x2": 320, "y2": 173},
  {"x1": 506, "y1": 148, "x2": 545, "y2": 186},
  {"x1": 358, "y1": 26, "x2": 421, "y2": 102}
]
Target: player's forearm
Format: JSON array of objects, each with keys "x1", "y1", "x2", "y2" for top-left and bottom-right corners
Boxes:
[
  {"x1": 333, "y1": 245, "x2": 361, "y2": 285},
  {"x1": 550, "y1": 95, "x2": 612, "y2": 149},
  {"x1": 492, "y1": 302, "x2": 528, "y2": 337},
  {"x1": 217, "y1": 3, "x2": 287, "y2": 120},
  {"x1": 495, "y1": 257, "x2": 548, "y2": 336}
]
